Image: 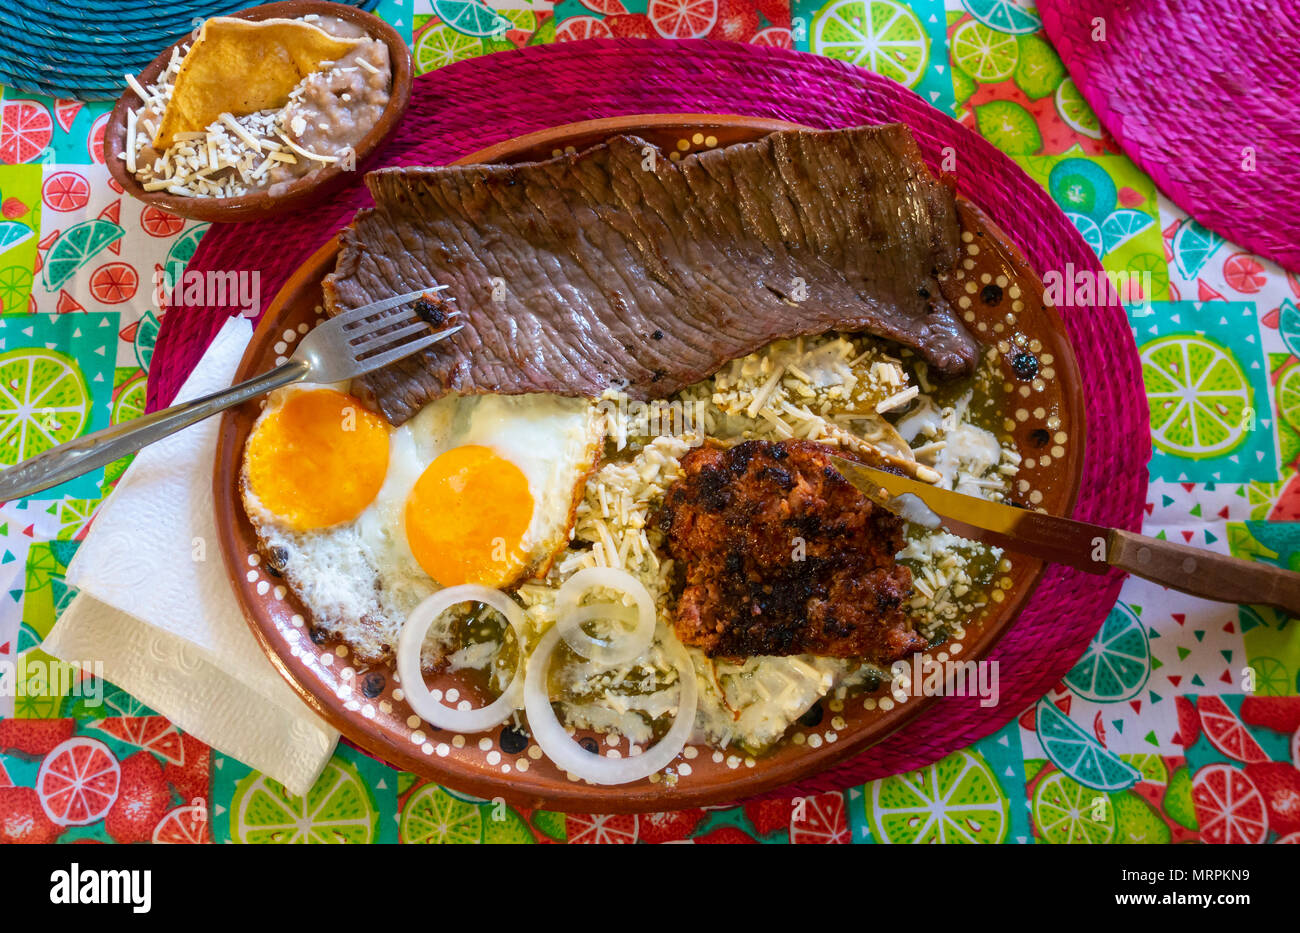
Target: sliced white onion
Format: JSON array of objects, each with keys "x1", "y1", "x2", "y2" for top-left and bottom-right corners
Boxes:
[
  {"x1": 523, "y1": 627, "x2": 698, "y2": 785},
  {"x1": 396, "y1": 585, "x2": 527, "y2": 733},
  {"x1": 554, "y1": 567, "x2": 656, "y2": 665}
]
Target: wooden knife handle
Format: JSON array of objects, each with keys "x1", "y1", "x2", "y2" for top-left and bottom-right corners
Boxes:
[{"x1": 1109, "y1": 529, "x2": 1300, "y2": 616}]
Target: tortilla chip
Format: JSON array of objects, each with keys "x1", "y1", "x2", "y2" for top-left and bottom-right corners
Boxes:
[{"x1": 153, "y1": 17, "x2": 365, "y2": 149}]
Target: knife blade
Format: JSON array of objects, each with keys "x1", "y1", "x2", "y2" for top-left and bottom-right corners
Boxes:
[
  {"x1": 827, "y1": 454, "x2": 1113, "y2": 574},
  {"x1": 826, "y1": 455, "x2": 1300, "y2": 613}
]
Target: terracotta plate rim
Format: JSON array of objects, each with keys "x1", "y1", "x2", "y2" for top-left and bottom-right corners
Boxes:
[{"x1": 213, "y1": 113, "x2": 1086, "y2": 811}]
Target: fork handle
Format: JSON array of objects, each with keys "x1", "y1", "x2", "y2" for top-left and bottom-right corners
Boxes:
[
  {"x1": 0, "y1": 359, "x2": 308, "y2": 502},
  {"x1": 1109, "y1": 528, "x2": 1300, "y2": 616}
]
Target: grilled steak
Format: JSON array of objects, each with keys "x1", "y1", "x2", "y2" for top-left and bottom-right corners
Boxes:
[
  {"x1": 654, "y1": 440, "x2": 923, "y2": 662},
  {"x1": 325, "y1": 124, "x2": 976, "y2": 425}
]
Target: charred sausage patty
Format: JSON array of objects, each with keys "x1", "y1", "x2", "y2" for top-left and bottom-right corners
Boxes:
[{"x1": 654, "y1": 440, "x2": 923, "y2": 662}]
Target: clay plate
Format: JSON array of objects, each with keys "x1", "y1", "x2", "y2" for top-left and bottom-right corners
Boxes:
[
  {"x1": 214, "y1": 114, "x2": 1085, "y2": 811},
  {"x1": 105, "y1": 0, "x2": 413, "y2": 223}
]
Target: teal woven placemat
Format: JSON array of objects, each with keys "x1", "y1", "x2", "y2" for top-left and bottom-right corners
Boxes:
[{"x1": 0, "y1": 0, "x2": 383, "y2": 100}]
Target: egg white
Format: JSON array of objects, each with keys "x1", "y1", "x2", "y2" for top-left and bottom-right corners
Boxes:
[{"x1": 241, "y1": 384, "x2": 604, "y2": 665}]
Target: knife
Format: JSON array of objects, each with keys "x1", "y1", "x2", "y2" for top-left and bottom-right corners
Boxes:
[{"x1": 828, "y1": 455, "x2": 1300, "y2": 616}]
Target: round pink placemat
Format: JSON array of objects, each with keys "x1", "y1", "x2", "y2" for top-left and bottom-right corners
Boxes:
[
  {"x1": 147, "y1": 39, "x2": 1148, "y2": 792},
  {"x1": 1040, "y1": 0, "x2": 1300, "y2": 273}
]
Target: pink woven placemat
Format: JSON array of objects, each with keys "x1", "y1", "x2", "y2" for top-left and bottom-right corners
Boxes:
[
  {"x1": 147, "y1": 39, "x2": 1148, "y2": 790},
  {"x1": 1040, "y1": 0, "x2": 1300, "y2": 273}
]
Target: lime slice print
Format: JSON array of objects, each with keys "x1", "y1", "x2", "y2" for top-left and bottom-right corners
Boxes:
[
  {"x1": 973, "y1": 100, "x2": 1042, "y2": 155},
  {"x1": 17, "y1": 622, "x2": 42, "y2": 653},
  {"x1": 1031, "y1": 770, "x2": 1116, "y2": 843},
  {"x1": 952, "y1": 20, "x2": 1018, "y2": 83},
  {"x1": 414, "y1": 22, "x2": 484, "y2": 72},
  {"x1": 1119, "y1": 753, "x2": 1169, "y2": 785},
  {"x1": 951, "y1": 62, "x2": 977, "y2": 106},
  {"x1": 55, "y1": 497, "x2": 101, "y2": 540},
  {"x1": 1054, "y1": 78, "x2": 1102, "y2": 139},
  {"x1": 0, "y1": 265, "x2": 33, "y2": 313},
  {"x1": 0, "y1": 220, "x2": 34, "y2": 255},
  {"x1": 1248, "y1": 656, "x2": 1290, "y2": 696},
  {"x1": 1276, "y1": 366, "x2": 1300, "y2": 435},
  {"x1": 812, "y1": 0, "x2": 930, "y2": 89},
  {"x1": 1012, "y1": 33, "x2": 1066, "y2": 98},
  {"x1": 481, "y1": 7, "x2": 539, "y2": 52},
  {"x1": 432, "y1": 0, "x2": 511, "y2": 37},
  {"x1": 531, "y1": 809, "x2": 567, "y2": 841},
  {"x1": 1048, "y1": 158, "x2": 1117, "y2": 221},
  {"x1": 1100, "y1": 208, "x2": 1154, "y2": 255},
  {"x1": 1245, "y1": 481, "x2": 1284, "y2": 520},
  {"x1": 97, "y1": 682, "x2": 157, "y2": 718},
  {"x1": 14, "y1": 669, "x2": 65, "y2": 718},
  {"x1": 400, "y1": 784, "x2": 483, "y2": 843},
  {"x1": 1171, "y1": 218, "x2": 1224, "y2": 279},
  {"x1": 1111, "y1": 791, "x2": 1171, "y2": 843},
  {"x1": 1164, "y1": 765, "x2": 1199, "y2": 830},
  {"x1": 1064, "y1": 603, "x2": 1150, "y2": 701},
  {"x1": 864, "y1": 749, "x2": 1009, "y2": 843},
  {"x1": 0, "y1": 349, "x2": 91, "y2": 468},
  {"x1": 161, "y1": 224, "x2": 207, "y2": 298},
  {"x1": 107, "y1": 371, "x2": 144, "y2": 482},
  {"x1": 527, "y1": 15, "x2": 557, "y2": 45},
  {"x1": 112, "y1": 373, "x2": 147, "y2": 425},
  {"x1": 1065, "y1": 211, "x2": 1105, "y2": 256},
  {"x1": 134, "y1": 311, "x2": 160, "y2": 373},
  {"x1": 962, "y1": 0, "x2": 1040, "y2": 34},
  {"x1": 1124, "y1": 252, "x2": 1168, "y2": 303},
  {"x1": 1036, "y1": 698, "x2": 1141, "y2": 790},
  {"x1": 42, "y1": 218, "x2": 124, "y2": 291},
  {"x1": 231, "y1": 758, "x2": 378, "y2": 843},
  {"x1": 25, "y1": 542, "x2": 59, "y2": 591},
  {"x1": 482, "y1": 803, "x2": 536, "y2": 844},
  {"x1": 1140, "y1": 334, "x2": 1252, "y2": 459}
]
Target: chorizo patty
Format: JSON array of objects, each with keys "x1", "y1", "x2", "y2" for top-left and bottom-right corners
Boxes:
[{"x1": 654, "y1": 440, "x2": 924, "y2": 662}]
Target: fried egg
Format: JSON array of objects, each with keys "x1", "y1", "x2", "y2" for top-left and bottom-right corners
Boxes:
[{"x1": 241, "y1": 385, "x2": 604, "y2": 664}]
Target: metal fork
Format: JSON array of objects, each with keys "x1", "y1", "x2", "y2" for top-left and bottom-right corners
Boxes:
[{"x1": 0, "y1": 288, "x2": 462, "y2": 502}]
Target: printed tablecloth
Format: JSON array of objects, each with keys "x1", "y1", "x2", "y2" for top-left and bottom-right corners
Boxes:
[{"x1": 0, "y1": 0, "x2": 1297, "y2": 845}]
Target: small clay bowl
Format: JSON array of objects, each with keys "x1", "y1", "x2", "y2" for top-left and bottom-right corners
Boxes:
[{"x1": 104, "y1": 0, "x2": 412, "y2": 223}]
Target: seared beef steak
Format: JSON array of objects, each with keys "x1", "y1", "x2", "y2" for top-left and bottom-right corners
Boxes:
[
  {"x1": 654, "y1": 440, "x2": 923, "y2": 662},
  {"x1": 325, "y1": 124, "x2": 976, "y2": 425}
]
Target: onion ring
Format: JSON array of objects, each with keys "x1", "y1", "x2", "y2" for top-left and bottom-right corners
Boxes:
[
  {"x1": 396, "y1": 585, "x2": 527, "y2": 733},
  {"x1": 554, "y1": 567, "x2": 656, "y2": 665},
  {"x1": 523, "y1": 626, "x2": 698, "y2": 785}
]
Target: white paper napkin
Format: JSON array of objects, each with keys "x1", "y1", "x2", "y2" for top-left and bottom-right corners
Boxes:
[{"x1": 43, "y1": 315, "x2": 338, "y2": 797}]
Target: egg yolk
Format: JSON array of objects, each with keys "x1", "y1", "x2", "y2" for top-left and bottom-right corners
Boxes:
[
  {"x1": 405, "y1": 444, "x2": 534, "y2": 588},
  {"x1": 244, "y1": 389, "x2": 390, "y2": 531}
]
